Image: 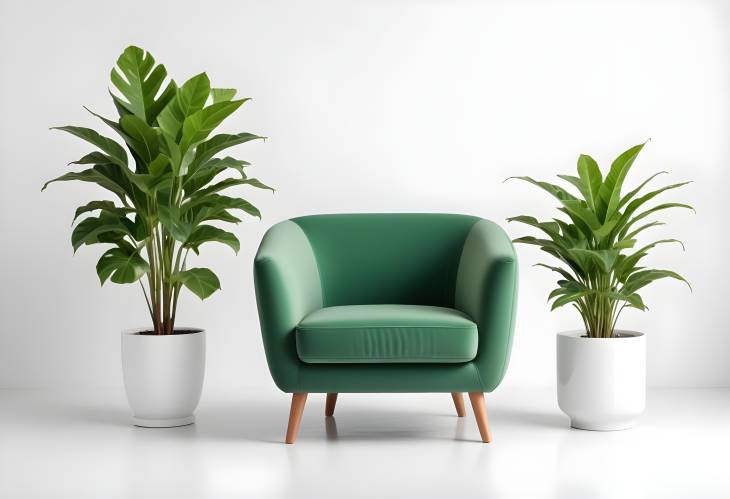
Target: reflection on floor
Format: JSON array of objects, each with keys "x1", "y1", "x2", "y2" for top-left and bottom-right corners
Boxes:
[{"x1": 0, "y1": 387, "x2": 727, "y2": 498}]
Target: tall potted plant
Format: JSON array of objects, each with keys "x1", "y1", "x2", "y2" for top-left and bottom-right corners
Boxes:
[
  {"x1": 43, "y1": 46, "x2": 271, "y2": 427},
  {"x1": 508, "y1": 142, "x2": 692, "y2": 430}
]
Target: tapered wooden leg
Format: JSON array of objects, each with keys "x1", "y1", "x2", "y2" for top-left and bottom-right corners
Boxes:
[
  {"x1": 325, "y1": 393, "x2": 338, "y2": 417},
  {"x1": 468, "y1": 392, "x2": 493, "y2": 443},
  {"x1": 451, "y1": 392, "x2": 466, "y2": 417},
  {"x1": 285, "y1": 393, "x2": 308, "y2": 444}
]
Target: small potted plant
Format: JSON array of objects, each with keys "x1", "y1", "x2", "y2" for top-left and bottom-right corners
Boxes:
[
  {"x1": 508, "y1": 142, "x2": 692, "y2": 430},
  {"x1": 43, "y1": 46, "x2": 271, "y2": 427}
]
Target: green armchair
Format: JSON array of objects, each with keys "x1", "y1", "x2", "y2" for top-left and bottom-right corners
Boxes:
[{"x1": 254, "y1": 214, "x2": 518, "y2": 443}]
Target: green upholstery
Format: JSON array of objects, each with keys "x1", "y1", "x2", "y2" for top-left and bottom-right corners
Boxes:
[
  {"x1": 254, "y1": 214, "x2": 518, "y2": 393},
  {"x1": 296, "y1": 305, "x2": 478, "y2": 363}
]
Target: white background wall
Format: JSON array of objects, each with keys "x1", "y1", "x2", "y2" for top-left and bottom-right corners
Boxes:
[{"x1": 1, "y1": 0, "x2": 728, "y2": 390}]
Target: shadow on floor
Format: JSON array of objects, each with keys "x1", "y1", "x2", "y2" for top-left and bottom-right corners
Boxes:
[{"x1": 28, "y1": 393, "x2": 566, "y2": 444}]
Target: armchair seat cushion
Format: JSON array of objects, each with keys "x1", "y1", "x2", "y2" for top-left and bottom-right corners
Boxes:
[{"x1": 296, "y1": 305, "x2": 478, "y2": 364}]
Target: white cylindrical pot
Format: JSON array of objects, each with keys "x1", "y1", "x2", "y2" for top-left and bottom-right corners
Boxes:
[
  {"x1": 557, "y1": 330, "x2": 645, "y2": 431},
  {"x1": 121, "y1": 328, "x2": 206, "y2": 427}
]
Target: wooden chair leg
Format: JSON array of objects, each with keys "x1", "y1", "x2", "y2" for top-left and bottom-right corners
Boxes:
[
  {"x1": 451, "y1": 392, "x2": 466, "y2": 417},
  {"x1": 468, "y1": 392, "x2": 493, "y2": 443},
  {"x1": 285, "y1": 393, "x2": 308, "y2": 444},
  {"x1": 325, "y1": 393, "x2": 338, "y2": 417}
]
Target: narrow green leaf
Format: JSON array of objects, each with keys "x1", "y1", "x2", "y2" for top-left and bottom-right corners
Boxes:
[
  {"x1": 73, "y1": 200, "x2": 132, "y2": 223},
  {"x1": 618, "y1": 171, "x2": 667, "y2": 210},
  {"x1": 191, "y1": 177, "x2": 274, "y2": 199},
  {"x1": 621, "y1": 203, "x2": 695, "y2": 238},
  {"x1": 51, "y1": 126, "x2": 128, "y2": 167},
  {"x1": 187, "y1": 133, "x2": 264, "y2": 176},
  {"x1": 182, "y1": 193, "x2": 261, "y2": 218},
  {"x1": 42, "y1": 165, "x2": 133, "y2": 201},
  {"x1": 69, "y1": 151, "x2": 113, "y2": 166},
  {"x1": 506, "y1": 176, "x2": 577, "y2": 202},
  {"x1": 616, "y1": 181, "x2": 693, "y2": 238},
  {"x1": 622, "y1": 269, "x2": 691, "y2": 295},
  {"x1": 183, "y1": 156, "x2": 251, "y2": 193},
  {"x1": 597, "y1": 142, "x2": 646, "y2": 221},
  {"x1": 613, "y1": 238, "x2": 636, "y2": 250},
  {"x1": 623, "y1": 221, "x2": 665, "y2": 241}
]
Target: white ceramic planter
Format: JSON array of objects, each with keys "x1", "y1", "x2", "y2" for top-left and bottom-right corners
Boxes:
[
  {"x1": 121, "y1": 328, "x2": 206, "y2": 427},
  {"x1": 557, "y1": 330, "x2": 645, "y2": 431}
]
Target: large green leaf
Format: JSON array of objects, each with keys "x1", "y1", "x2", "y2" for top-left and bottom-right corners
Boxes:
[
  {"x1": 597, "y1": 142, "x2": 646, "y2": 222},
  {"x1": 51, "y1": 126, "x2": 128, "y2": 167},
  {"x1": 184, "y1": 225, "x2": 240, "y2": 254},
  {"x1": 71, "y1": 214, "x2": 131, "y2": 251},
  {"x1": 179, "y1": 99, "x2": 247, "y2": 153},
  {"x1": 96, "y1": 246, "x2": 149, "y2": 284},
  {"x1": 157, "y1": 72, "x2": 211, "y2": 140},
  {"x1": 110, "y1": 46, "x2": 176, "y2": 124},
  {"x1": 120, "y1": 115, "x2": 160, "y2": 166},
  {"x1": 576, "y1": 154, "x2": 602, "y2": 211},
  {"x1": 172, "y1": 268, "x2": 221, "y2": 299}
]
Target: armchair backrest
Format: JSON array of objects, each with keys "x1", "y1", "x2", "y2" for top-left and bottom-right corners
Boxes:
[{"x1": 291, "y1": 213, "x2": 480, "y2": 308}]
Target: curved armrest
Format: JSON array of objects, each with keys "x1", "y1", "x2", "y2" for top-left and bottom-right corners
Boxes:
[
  {"x1": 455, "y1": 219, "x2": 518, "y2": 391},
  {"x1": 254, "y1": 220, "x2": 323, "y2": 392}
]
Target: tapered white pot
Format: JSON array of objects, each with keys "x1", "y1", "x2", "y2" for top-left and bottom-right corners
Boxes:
[
  {"x1": 557, "y1": 330, "x2": 645, "y2": 431},
  {"x1": 121, "y1": 328, "x2": 206, "y2": 427}
]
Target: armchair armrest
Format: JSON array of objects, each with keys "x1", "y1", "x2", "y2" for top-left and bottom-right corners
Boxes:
[
  {"x1": 455, "y1": 219, "x2": 518, "y2": 391},
  {"x1": 254, "y1": 220, "x2": 323, "y2": 392}
]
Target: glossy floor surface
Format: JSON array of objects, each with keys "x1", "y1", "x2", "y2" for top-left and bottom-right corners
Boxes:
[{"x1": 0, "y1": 387, "x2": 727, "y2": 498}]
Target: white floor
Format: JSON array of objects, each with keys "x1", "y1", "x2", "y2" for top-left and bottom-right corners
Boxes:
[{"x1": 0, "y1": 387, "x2": 728, "y2": 499}]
